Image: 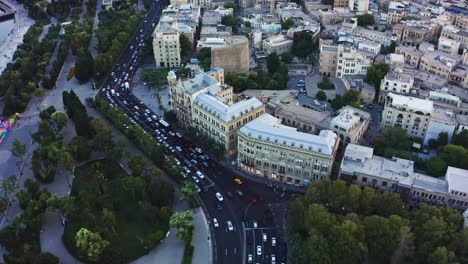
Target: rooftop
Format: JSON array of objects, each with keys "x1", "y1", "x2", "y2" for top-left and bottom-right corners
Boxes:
[
  {"x1": 332, "y1": 106, "x2": 370, "y2": 131},
  {"x1": 176, "y1": 71, "x2": 219, "y2": 94},
  {"x1": 446, "y1": 166, "x2": 468, "y2": 194},
  {"x1": 387, "y1": 92, "x2": 434, "y2": 114},
  {"x1": 194, "y1": 93, "x2": 263, "y2": 122},
  {"x1": 275, "y1": 104, "x2": 328, "y2": 125},
  {"x1": 239, "y1": 114, "x2": 338, "y2": 156},
  {"x1": 421, "y1": 51, "x2": 460, "y2": 69}
]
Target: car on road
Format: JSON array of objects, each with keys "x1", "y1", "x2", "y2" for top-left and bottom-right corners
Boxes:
[
  {"x1": 183, "y1": 166, "x2": 190, "y2": 174},
  {"x1": 234, "y1": 178, "x2": 243, "y2": 185},
  {"x1": 195, "y1": 147, "x2": 203, "y2": 154},
  {"x1": 226, "y1": 192, "x2": 234, "y2": 199},
  {"x1": 227, "y1": 221, "x2": 234, "y2": 231},
  {"x1": 176, "y1": 132, "x2": 182, "y2": 138},
  {"x1": 253, "y1": 221, "x2": 258, "y2": 229},
  {"x1": 263, "y1": 233, "x2": 267, "y2": 242},
  {"x1": 271, "y1": 254, "x2": 276, "y2": 264},
  {"x1": 215, "y1": 192, "x2": 224, "y2": 202},
  {"x1": 192, "y1": 176, "x2": 199, "y2": 183},
  {"x1": 196, "y1": 171, "x2": 205, "y2": 179},
  {"x1": 272, "y1": 237, "x2": 276, "y2": 246},
  {"x1": 213, "y1": 218, "x2": 219, "y2": 227},
  {"x1": 247, "y1": 254, "x2": 253, "y2": 263},
  {"x1": 235, "y1": 190, "x2": 244, "y2": 197},
  {"x1": 175, "y1": 146, "x2": 182, "y2": 152},
  {"x1": 256, "y1": 245, "x2": 262, "y2": 256}
]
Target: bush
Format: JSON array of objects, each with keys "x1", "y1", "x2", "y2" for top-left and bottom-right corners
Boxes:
[
  {"x1": 316, "y1": 91, "x2": 327, "y2": 101},
  {"x1": 318, "y1": 76, "x2": 334, "y2": 90}
]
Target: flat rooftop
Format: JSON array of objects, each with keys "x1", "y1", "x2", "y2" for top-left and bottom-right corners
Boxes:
[{"x1": 387, "y1": 92, "x2": 434, "y2": 114}]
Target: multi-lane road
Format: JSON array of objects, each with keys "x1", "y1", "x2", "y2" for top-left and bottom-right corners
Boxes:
[{"x1": 97, "y1": 1, "x2": 294, "y2": 263}]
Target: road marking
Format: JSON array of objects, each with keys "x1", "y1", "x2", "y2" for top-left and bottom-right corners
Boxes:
[
  {"x1": 234, "y1": 247, "x2": 237, "y2": 255},
  {"x1": 225, "y1": 249, "x2": 228, "y2": 256}
]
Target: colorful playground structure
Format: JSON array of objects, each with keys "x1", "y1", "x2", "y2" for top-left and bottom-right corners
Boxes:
[{"x1": 0, "y1": 114, "x2": 18, "y2": 144}]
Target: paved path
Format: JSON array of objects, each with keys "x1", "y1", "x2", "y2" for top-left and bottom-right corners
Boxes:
[
  {"x1": 88, "y1": 0, "x2": 102, "y2": 57},
  {"x1": 0, "y1": 0, "x2": 34, "y2": 74}
]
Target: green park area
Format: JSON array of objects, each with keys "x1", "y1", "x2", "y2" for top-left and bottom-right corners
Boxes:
[{"x1": 63, "y1": 159, "x2": 173, "y2": 263}]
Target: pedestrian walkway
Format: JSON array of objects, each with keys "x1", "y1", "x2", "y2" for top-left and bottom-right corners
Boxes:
[{"x1": 192, "y1": 207, "x2": 212, "y2": 264}]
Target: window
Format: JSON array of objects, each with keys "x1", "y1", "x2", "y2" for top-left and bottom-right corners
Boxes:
[{"x1": 362, "y1": 177, "x2": 367, "y2": 182}]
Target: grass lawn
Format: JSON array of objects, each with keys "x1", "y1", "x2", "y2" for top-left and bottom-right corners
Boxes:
[
  {"x1": 140, "y1": 68, "x2": 171, "y2": 88},
  {"x1": 63, "y1": 159, "x2": 170, "y2": 263}
]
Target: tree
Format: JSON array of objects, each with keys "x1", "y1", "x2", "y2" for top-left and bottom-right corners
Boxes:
[
  {"x1": 437, "y1": 132, "x2": 449, "y2": 147},
  {"x1": 221, "y1": 14, "x2": 236, "y2": 26},
  {"x1": 267, "y1": 52, "x2": 280, "y2": 75},
  {"x1": 128, "y1": 155, "x2": 147, "y2": 176},
  {"x1": 1, "y1": 176, "x2": 17, "y2": 199},
  {"x1": 69, "y1": 136, "x2": 91, "y2": 161},
  {"x1": 75, "y1": 228, "x2": 110, "y2": 262},
  {"x1": 292, "y1": 32, "x2": 315, "y2": 58},
  {"x1": 50, "y1": 111, "x2": 69, "y2": 131},
  {"x1": 181, "y1": 181, "x2": 197, "y2": 207},
  {"x1": 281, "y1": 52, "x2": 294, "y2": 64},
  {"x1": 11, "y1": 139, "x2": 26, "y2": 158},
  {"x1": 428, "y1": 247, "x2": 459, "y2": 264},
  {"x1": 374, "y1": 127, "x2": 411, "y2": 157},
  {"x1": 439, "y1": 144, "x2": 468, "y2": 169},
  {"x1": 122, "y1": 175, "x2": 145, "y2": 201},
  {"x1": 426, "y1": 157, "x2": 447, "y2": 177},
  {"x1": 179, "y1": 34, "x2": 192, "y2": 58},
  {"x1": 316, "y1": 91, "x2": 327, "y2": 101},
  {"x1": 169, "y1": 210, "x2": 194, "y2": 242},
  {"x1": 318, "y1": 76, "x2": 334, "y2": 90},
  {"x1": 453, "y1": 130, "x2": 468, "y2": 149},
  {"x1": 75, "y1": 49, "x2": 94, "y2": 84},
  {"x1": 90, "y1": 119, "x2": 114, "y2": 152},
  {"x1": 244, "y1": 21, "x2": 251, "y2": 27},
  {"x1": 24, "y1": 178, "x2": 40, "y2": 195},
  {"x1": 356, "y1": 14, "x2": 375, "y2": 26},
  {"x1": 364, "y1": 63, "x2": 390, "y2": 100},
  {"x1": 281, "y1": 18, "x2": 295, "y2": 30},
  {"x1": 101, "y1": 208, "x2": 117, "y2": 233},
  {"x1": 36, "y1": 252, "x2": 59, "y2": 264},
  {"x1": 223, "y1": 2, "x2": 237, "y2": 12}
]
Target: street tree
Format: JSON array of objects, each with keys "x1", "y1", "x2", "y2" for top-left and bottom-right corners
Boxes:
[
  {"x1": 181, "y1": 181, "x2": 197, "y2": 207},
  {"x1": 75, "y1": 228, "x2": 110, "y2": 262},
  {"x1": 267, "y1": 52, "x2": 280, "y2": 75},
  {"x1": 101, "y1": 208, "x2": 117, "y2": 233},
  {"x1": 1, "y1": 176, "x2": 17, "y2": 199},
  {"x1": 11, "y1": 139, "x2": 26, "y2": 158},
  {"x1": 169, "y1": 210, "x2": 194, "y2": 242},
  {"x1": 50, "y1": 111, "x2": 69, "y2": 131},
  {"x1": 453, "y1": 129, "x2": 468, "y2": 149},
  {"x1": 122, "y1": 175, "x2": 146, "y2": 201}
]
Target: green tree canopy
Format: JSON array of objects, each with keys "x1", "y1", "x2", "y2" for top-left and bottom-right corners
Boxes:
[
  {"x1": 179, "y1": 34, "x2": 192, "y2": 58},
  {"x1": 12, "y1": 139, "x2": 26, "y2": 158},
  {"x1": 75, "y1": 228, "x2": 110, "y2": 262},
  {"x1": 316, "y1": 91, "x2": 327, "y2": 101},
  {"x1": 169, "y1": 210, "x2": 194, "y2": 242},
  {"x1": 281, "y1": 18, "x2": 295, "y2": 30},
  {"x1": 221, "y1": 14, "x2": 236, "y2": 26},
  {"x1": 356, "y1": 14, "x2": 375, "y2": 26}
]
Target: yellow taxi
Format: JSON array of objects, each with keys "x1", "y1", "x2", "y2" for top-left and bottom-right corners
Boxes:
[{"x1": 234, "y1": 178, "x2": 243, "y2": 185}]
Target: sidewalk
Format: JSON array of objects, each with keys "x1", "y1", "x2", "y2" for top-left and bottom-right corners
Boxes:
[{"x1": 192, "y1": 207, "x2": 212, "y2": 264}]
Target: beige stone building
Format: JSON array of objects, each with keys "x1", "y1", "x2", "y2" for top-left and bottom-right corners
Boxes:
[
  {"x1": 392, "y1": 23, "x2": 436, "y2": 46},
  {"x1": 378, "y1": 68, "x2": 414, "y2": 104},
  {"x1": 438, "y1": 36, "x2": 461, "y2": 55},
  {"x1": 441, "y1": 25, "x2": 468, "y2": 49},
  {"x1": 262, "y1": 34, "x2": 294, "y2": 55},
  {"x1": 274, "y1": 104, "x2": 328, "y2": 134},
  {"x1": 454, "y1": 13, "x2": 468, "y2": 31},
  {"x1": 192, "y1": 91, "x2": 265, "y2": 157},
  {"x1": 420, "y1": 51, "x2": 461, "y2": 79},
  {"x1": 395, "y1": 46, "x2": 424, "y2": 68},
  {"x1": 211, "y1": 36, "x2": 250, "y2": 73},
  {"x1": 381, "y1": 93, "x2": 434, "y2": 138},
  {"x1": 387, "y1": 1, "x2": 407, "y2": 24},
  {"x1": 335, "y1": 45, "x2": 373, "y2": 78},
  {"x1": 333, "y1": 0, "x2": 348, "y2": 8},
  {"x1": 238, "y1": 114, "x2": 340, "y2": 185},
  {"x1": 340, "y1": 144, "x2": 468, "y2": 210},
  {"x1": 319, "y1": 45, "x2": 338, "y2": 77},
  {"x1": 330, "y1": 106, "x2": 371, "y2": 144}
]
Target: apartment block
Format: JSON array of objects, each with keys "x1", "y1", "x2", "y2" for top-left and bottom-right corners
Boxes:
[
  {"x1": 329, "y1": 106, "x2": 370, "y2": 144},
  {"x1": 238, "y1": 114, "x2": 340, "y2": 186},
  {"x1": 438, "y1": 36, "x2": 461, "y2": 55},
  {"x1": 274, "y1": 104, "x2": 328, "y2": 135},
  {"x1": 262, "y1": 34, "x2": 294, "y2": 55},
  {"x1": 335, "y1": 45, "x2": 373, "y2": 78},
  {"x1": 420, "y1": 51, "x2": 460, "y2": 79},
  {"x1": 441, "y1": 25, "x2": 468, "y2": 49},
  {"x1": 353, "y1": 27, "x2": 394, "y2": 47},
  {"x1": 381, "y1": 93, "x2": 434, "y2": 138},
  {"x1": 192, "y1": 92, "x2": 265, "y2": 157},
  {"x1": 454, "y1": 13, "x2": 468, "y2": 31},
  {"x1": 319, "y1": 45, "x2": 338, "y2": 77},
  {"x1": 152, "y1": 5, "x2": 201, "y2": 68},
  {"x1": 378, "y1": 68, "x2": 414, "y2": 104},
  {"x1": 423, "y1": 108, "x2": 457, "y2": 145},
  {"x1": 395, "y1": 46, "x2": 424, "y2": 68},
  {"x1": 387, "y1": 1, "x2": 407, "y2": 24},
  {"x1": 348, "y1": 0, "x2": 368, "y2": 12},
  {"x1": 340, "y1": 144, "x2": 468, "y2": 210},
  {"x1": 392, "y1": 23, "x2": 435, "y2": 46}
]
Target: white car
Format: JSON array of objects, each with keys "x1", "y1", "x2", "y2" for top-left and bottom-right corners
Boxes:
[
  {"x1": 176, "y1": 132, "x2": 182, "y2": 138},
  {"x1": 227, "y1": 221, "x2": 233, "y2": 231},
  {"x1": 215, "y1": 192, "x2": 224, "y2": 202},
  {"x1": 272, "y1": 237, "x2": 276, "y2": 247},
  {"x1": 145, "y1": 109, "x2": 150, "y2": 114},
  {"x1": 256, "y1": 245, "x2": 262, "y2": 256},
  {"x1": 196, "y1": 171, "x2": 205, "y2": 179},
  {"x1": 262, "y1": 233, "x2": 267, "y2": 242},
  {"x1": 175, "y1": 146, "x2": 182, "y2": 152},
  {"x1": 192, "y1": 176, "x2": 199, "y2": 183},
  {"x1": 248, "y1": 254, "x2": 253, "y2": 263},
  {"x1": 253, "y1": 221, "x2": 258, "y2": 229},
  {"x1": 183, "y1": 166, "x2": 190, "y2": 174},
  {"x1": 195, "y1": 147, "x2": 203, "y2": 154},
  {"x1": 271, "y1": 254, "x2": 276, "y2": 264},
  {"x1": 213, "y1": 218, "x2": 219, "y2": 227}
]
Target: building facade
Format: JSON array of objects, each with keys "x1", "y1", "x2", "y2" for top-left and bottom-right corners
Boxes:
[
  {"x1": 319, "y1": 45, "x2": 338, "y2": 77},
  {"x1": 262, "y1": 34, "x2": 294, "y2": 55},
  {"x1": 381, "y1": 93, "x2": 434, "y2": 138},
  {"x1": 419, "y1": 51, "x2": 460, "y2": 79},
  {"x1": 378, "y1": 68, "x2": 414, "y2": 104},
  {"x1": 211, "y1": 36, "x2": 250, "y2": 73},
  {"x1": 335, "y1": 45, "x2": 373, "y2": 78},
  {"x1": 330, "y1": 106, "x2": 370, "y2": 144},
  {"x1": 238, "y1": 114, "x2": 340, "y2": 185}
]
